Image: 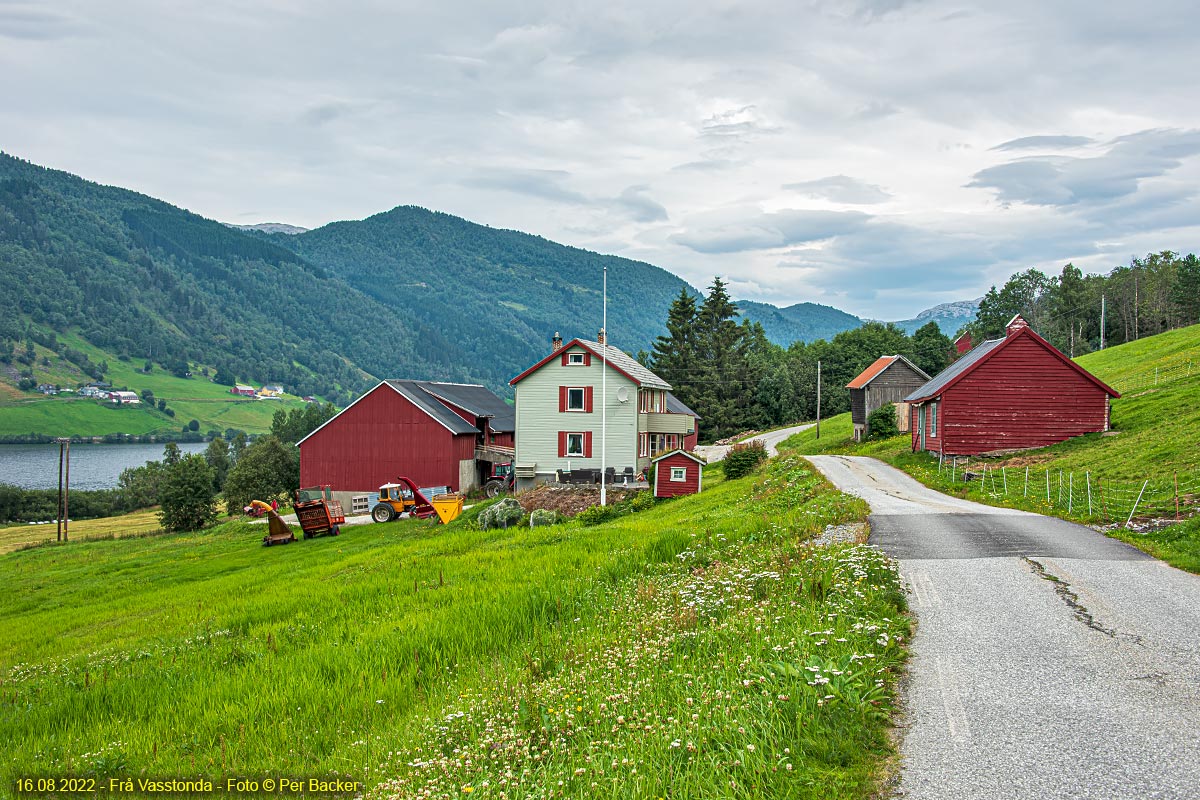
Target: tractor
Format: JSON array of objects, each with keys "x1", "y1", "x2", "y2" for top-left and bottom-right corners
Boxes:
[
  {"x1": 371, "y1": 477, "x2": 463, "y2": 524},
  {"x1": 483, "y1": 462, "x2": 515, "y2": 498}
]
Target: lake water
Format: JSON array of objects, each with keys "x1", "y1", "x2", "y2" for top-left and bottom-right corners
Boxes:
[{"x1": 0, "y1": 442, "x2": 209, "y2": 490}]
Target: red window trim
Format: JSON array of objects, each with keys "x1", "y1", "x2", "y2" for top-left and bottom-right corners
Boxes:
[{"x1": 560, "y1": 386, "x2": 592, "y2": 413}]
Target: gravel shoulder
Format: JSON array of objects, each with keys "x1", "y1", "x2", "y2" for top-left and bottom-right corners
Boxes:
[{"x1": 808, "y1": 454, "x2": 1200, "y2": 800}]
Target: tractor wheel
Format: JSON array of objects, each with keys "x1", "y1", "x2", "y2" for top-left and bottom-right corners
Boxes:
[
  {"x1": 371, "y1": 503, "x2": 394, "y2": 523},
  {"x1": 331, "y1": 525, "x2": 340, "y2": 536},
  {"x1": 484, "y1": 480, "x2": 505, "y2": 498}
]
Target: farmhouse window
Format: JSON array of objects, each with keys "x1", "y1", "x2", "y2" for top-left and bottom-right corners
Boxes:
[
  {"x1": 560, "y1": 386, "x2": 593, "y2": 412},
  {"x1": 638, "y1": 432, "x2": 649, "y2": 457},
  {"x1": 559, "y1": 431, "x2": 593, "y2": 458},
  {"x1": 670, "y1": 467, "x2": 687, "y2": 482},
  {"x1": 639, "y1": 390, "x2": 666, "y2": 413},
  {"x1": 568, "y1": 352, "x2": 585, "y2": 365}
]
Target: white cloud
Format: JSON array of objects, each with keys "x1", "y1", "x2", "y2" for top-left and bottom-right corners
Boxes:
[{"x1": 3, "y1": 0, "x2": 1200, "y2": 318}]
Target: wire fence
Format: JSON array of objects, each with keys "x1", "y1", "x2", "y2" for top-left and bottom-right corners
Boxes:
[
  {"x1": 1109, "y1": 355, "x2": 1196, "y2": 394},
  {"x1": 937, "y1": 456, "x2": 1199, "y2": 530}
]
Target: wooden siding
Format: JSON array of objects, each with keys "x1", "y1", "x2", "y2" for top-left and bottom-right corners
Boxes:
[
  {"x1": 912, "y1": 335, "x2": 1110, "y2": 455},
  {"x1": 513, "y1": 347, "x2": 639, "y2": 477},
  {"x1": 654, "y1": 452, "x2": 702, "y2": 497},
  {"x1": 850, "y1": 359, "x2": 928, "y2": 426},
  {"x1": 300, "y1": 384, "x2": 476, "y2": 492}
]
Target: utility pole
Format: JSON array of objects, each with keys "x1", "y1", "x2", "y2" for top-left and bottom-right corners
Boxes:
[
  {"x1": 600, "y1": 265, "x2": 607, "y2": 507},
  {"x1": 816, "y1": 360, "x2": 822, "y2": 439},
  {"x1": 1100, "y1": 294, "x2": 1106, "y2": 350},
  {"x1": 56, "y1": 437, "x2": 71, "y2": 542}
]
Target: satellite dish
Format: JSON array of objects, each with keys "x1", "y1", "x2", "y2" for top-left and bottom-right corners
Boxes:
[{"x1": 616, "y1": 386, "x2": 629, "y2": 403}]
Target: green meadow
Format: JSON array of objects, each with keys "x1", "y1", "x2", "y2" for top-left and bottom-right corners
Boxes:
[
  {"x1": 0, "y1": 331, "x2": 306, "y2": 438},
  {"x1": 0, "y1": 456, "x2": 909, "y2": 799}
]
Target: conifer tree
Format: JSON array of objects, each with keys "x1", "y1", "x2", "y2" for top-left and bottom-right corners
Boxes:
[{"x1": 649, "y1": 288, "x2": 699, "y2": 401}]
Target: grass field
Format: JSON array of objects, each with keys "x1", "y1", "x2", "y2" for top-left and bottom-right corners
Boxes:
[
  {"x1": 0, "y1": 457, "x2": 909, "y2": 799},
  {"x1": 0, "y1": 510, "x2": 167, "y2": 555},
  {"x1": 783, "y1": 324, "x2": 1200, "y2": 572},
  {"x1": 0, "y1": 330, "x2": 308, "y2": 438}
]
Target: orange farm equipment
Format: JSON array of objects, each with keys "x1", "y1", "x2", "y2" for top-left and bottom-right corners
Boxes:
[
  {"x1": 371, "y1": 477, "x2": 463, "y2": 525},
  {"x1": 292, "y1": 486, "x2": 345, "y2": 539}
]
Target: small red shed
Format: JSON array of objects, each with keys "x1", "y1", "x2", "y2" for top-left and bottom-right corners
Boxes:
[
  {"x1": 903, "y1": 316, "x2": 1120, "y2": 456},
  {"x1": 652, "y1": 450, "x2": 706, "y2": 498}
]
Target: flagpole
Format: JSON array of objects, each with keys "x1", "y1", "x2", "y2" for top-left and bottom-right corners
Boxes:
[{"x1": 601, "y1": 265, "x2": 607, "y2": 506}]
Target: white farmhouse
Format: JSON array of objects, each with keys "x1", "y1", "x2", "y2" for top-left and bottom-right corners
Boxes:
[{"x1": 508, "y1": 331, "x2": 699, "y2": 488}]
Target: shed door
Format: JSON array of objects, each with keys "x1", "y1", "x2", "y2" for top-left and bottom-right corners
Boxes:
[{"x1": 917, "y1": 404, "x2": 926, "y2": 450}]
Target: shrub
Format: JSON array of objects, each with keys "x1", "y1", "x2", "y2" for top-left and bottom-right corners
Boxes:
[
  {"x1": 157, "y1": 454, "x2": 218, "y2": 532},
  {"x1": 478, "y1": 497, "x2": 524, "y2": 530},
  {"x1": 629, "y1": 491, "x2": 656, "y2": 511},
  {"x1": 576, "y1": 503, "x2": 623, "y2": 527},
  {"x1": 723, "y1": 440, "x2": 767, "y2": 479},
  {"x1": 867, "y1": 404, "x2": 900, "y2": 439},
  {"x1": 529, "y1": 509, "x2": 560, "y2": 527}
]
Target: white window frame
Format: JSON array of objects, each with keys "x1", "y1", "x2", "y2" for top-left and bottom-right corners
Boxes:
[
  {"x1": 567, "y1": 352, "x2": 585, "y2": 365},
  {"x1": 670, "y1": 466, "x2": 687, "y2": 482},
  {"x1": 930, "y1": 401, "x2": 938, "y2": 437},
  {"x1": 638, "y1": 432, "x2": 649, "y2": 458},
  {"x1": 566, "y1": 387, "x2": 586, "y2": 411},
  {"x1": 565, "y1": 432, "x2": 585, "y2": 457}
]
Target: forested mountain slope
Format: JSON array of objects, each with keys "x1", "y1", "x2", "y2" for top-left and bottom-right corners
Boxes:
[
  {"x1": 733, "y1": 300, "x2": 863, "y2": 344},
  {"x1": 266, "y1": 205, "x2": 693, "y2": 387}
]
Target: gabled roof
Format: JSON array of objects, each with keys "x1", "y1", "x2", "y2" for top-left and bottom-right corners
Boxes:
[
  {"x1": 651, "y1": 448, "x2": 707, "y2": 465},
  {"x1": 903, "y1": 326, "x2": 1119, "y2": 403},
  {"x1": 846, "y1": 355, "x2": 930, "y2": 390},
  {"x1": 297, "y1": 379, "x2": 496, "y2": 446},
  {"x1": 666, "y1": 392, "x2": 700, "y2": 419},
  {"x1": 420, "y1": 382, "x2": 515, "y2": 433},
  {"x1": 385, "y1": 381, "x2": 481, "y2": 435},
  {"x1": 509, "y1": 338, "x2": 672, "y2": 390}
]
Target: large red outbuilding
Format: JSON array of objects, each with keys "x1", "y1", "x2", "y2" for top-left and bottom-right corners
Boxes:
[
  {"x1": 904, "y1": 316, "x2": 1119, "y2": 456},
  {"x1": 297, "y1": 380, "x2": 513, "y2": 504}
]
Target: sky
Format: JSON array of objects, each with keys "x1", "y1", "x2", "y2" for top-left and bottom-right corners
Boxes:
[{"x1": 3, "y1": 0, "x2": 1200, "y2": 320}]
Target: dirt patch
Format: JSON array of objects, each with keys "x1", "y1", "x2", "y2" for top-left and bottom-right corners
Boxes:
[{"x1": 517, "y1": 485, "x2": 642, "y2": 517}]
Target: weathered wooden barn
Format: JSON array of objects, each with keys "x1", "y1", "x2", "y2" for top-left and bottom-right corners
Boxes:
[
  {"x1": 652, "y1": 449, "x2": 705, "y2": 498},
  {"x1": 846, "y1": 355, "x2": 930, "y2": 441},
  {"x1": 297, "y1": 380, "x2": 514, "y2": 506},
  {"x1": 903, "y1": 316, "x2": 1119, "y2": 456}
]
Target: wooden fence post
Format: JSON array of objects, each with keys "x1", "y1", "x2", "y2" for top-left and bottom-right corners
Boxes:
[
  {"x1": 1024, "y1": 466, "x2": 1029, "y2": 497},
  {"x1": 1046, "y1": 470, "x2": 1051, "y2": 504}
]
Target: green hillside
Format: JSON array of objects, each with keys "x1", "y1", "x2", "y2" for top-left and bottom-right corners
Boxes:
[
  {"x1": 0, "y1": 458, "x2": 908, "y2": 798},
  {"x1": 0, "y1": 330, "x2": 306, "y2": 439},
  {"x1": 734, "y1": 299, "x2": 862, "y2": 345},
  {"x1": 272, "y1": 205, "x2": 693, "y2": 390},
  {"x1": 0, "y1": 154, "x2": 701, "y2": 423}
]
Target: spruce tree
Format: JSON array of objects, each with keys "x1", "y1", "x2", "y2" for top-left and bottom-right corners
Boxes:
[{"x1": 649, "y1": 288, "x2": 699, "y2": 402}]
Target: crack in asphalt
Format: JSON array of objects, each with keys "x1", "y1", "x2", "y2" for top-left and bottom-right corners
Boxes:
[{"x1": 1024, "y1": 557, "x2": 1143, "y2": 645}]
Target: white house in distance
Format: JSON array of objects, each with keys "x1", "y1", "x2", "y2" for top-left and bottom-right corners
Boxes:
[{"x1": 509, "y1": 330, "x2": 698, "y2": 487}]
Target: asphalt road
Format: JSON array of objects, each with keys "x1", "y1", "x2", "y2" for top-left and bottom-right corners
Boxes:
[
  {"x1": 694, "y1": 422, "x2": 815, "y2": 463},
  {"x1": 808, "y1": 455, "x2": 1200, "y2": 800}
]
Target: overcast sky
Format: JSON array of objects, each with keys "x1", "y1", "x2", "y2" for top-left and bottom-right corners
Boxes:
[{"x1": 4, "y1": 0, "x2": 1199, "y2": 319}]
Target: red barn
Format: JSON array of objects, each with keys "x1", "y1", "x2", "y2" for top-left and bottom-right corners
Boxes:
[
  {"x1": 653, "y1": 450, "x2": 706, "y2": 498},
  {"x1": 297, "y1": 380, "x2": 513, "y2": 504},
  {"x1": 904, "y1": 316, "x2": 1119, "y2": 456}
]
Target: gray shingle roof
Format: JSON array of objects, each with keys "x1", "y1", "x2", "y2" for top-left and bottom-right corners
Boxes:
[
  {"x1": 903, "y1": 337, "x2": 1006, "y2": 402},
  {"x1": 578, "y1": 339, "x2": 671, "y2": 390},
  {"x1": 419, "y1": 382, "x2": 515, "y2": 432},
  {"x1": 385, "y1": 380, "x2": 480, "y2": 435},
  {"x1": 666, "y1": 392, "x2": 700, "y2": 418}
]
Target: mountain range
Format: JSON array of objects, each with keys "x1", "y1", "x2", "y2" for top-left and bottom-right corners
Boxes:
[{"x1": 0, "y1": 152, "x2": 975, "y2": 402}]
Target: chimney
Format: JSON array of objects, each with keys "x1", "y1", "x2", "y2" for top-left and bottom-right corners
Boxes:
[
  {"x1": 954, "y1": 332, "x2": 972, "y2": 355},
  {"x1": 597, "y1": 328, "x2": 606, "y2": 346},
  {"x1": 1005, "y1": 315, "x2": 1029, "y2": 337},
  {"x1": 552, "y1": 331, "x2": 562, "y2": 351}
]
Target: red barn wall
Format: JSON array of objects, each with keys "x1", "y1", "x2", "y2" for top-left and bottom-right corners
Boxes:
[
  {"x1": 489, "y1": 430, "x2": 514, "y2": 448},
  {"x1": 655, "y1": 454, "x2": 702, "y2": 497},
  {"x1": 932, "y1": 336, "x2": 1110, "y2": 455},
  {"x1": 299, "y1": 385, "x2": 473, "y2": 492},
  {"x1": 684, "y1": 420, "x2": 699, "y2": 451}
]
